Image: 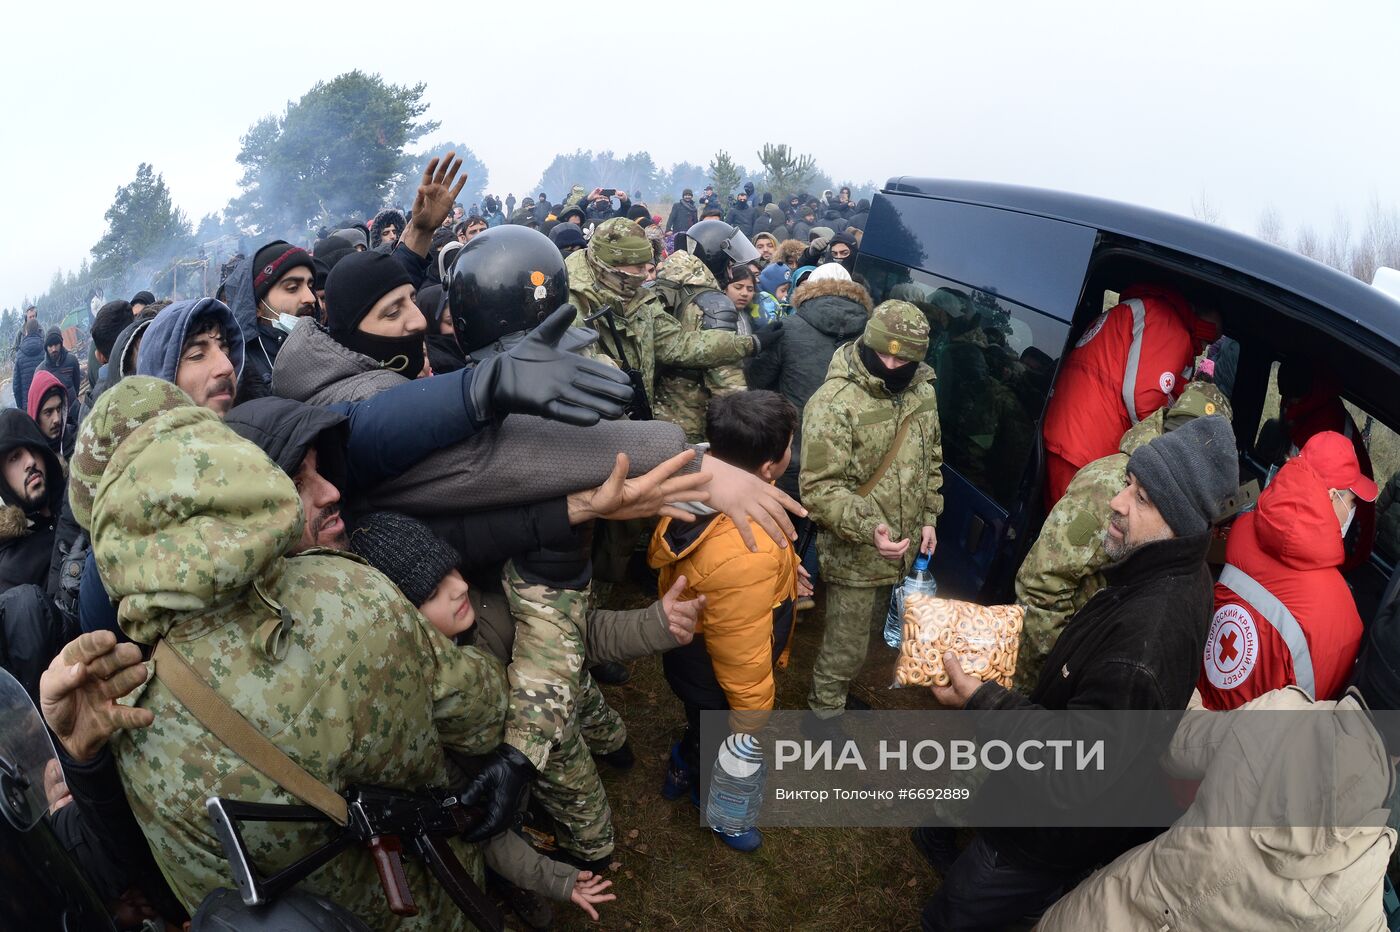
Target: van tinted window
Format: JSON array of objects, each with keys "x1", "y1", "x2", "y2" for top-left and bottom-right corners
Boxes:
[
  {"x1": 859, "y1": 255, "x2": 1069, "y2": 509},
  {"x1": 1254, "y1": 359, "x2": 1398, "y2": 567}
]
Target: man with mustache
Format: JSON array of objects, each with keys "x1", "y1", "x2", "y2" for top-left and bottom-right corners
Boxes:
[
  {"x1": 0, "y1": 408, "x2": 65, "y2": 591},
  {"x1": 924, "y1": 415, "x2": 1240, "y2": 931}
]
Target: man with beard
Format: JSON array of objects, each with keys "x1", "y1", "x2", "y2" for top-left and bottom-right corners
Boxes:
[
  {"x1": 26, "y1": 370, "x2": 74, "y2": 463},
  {"x1": 924, "y1": 415, "x2": 1239, "y2": 931},
  {"x1": 0, "y1": 409, "x2": 64, "y2": 591},
  {"x1": 38, "y1": 328, "x2": 82, "y2": 403}
]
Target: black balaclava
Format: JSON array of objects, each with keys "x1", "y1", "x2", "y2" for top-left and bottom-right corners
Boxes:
[
  {"x1": 324, "y1": 251, "x2": 424, "y2": 378},
  {"x1": 859, "y1": 343, "x2": 918, "y2": 394}
]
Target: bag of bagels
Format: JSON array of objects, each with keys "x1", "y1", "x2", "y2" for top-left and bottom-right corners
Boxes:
[{"x1": 894, "y1": 595, "x2": 1023, "y2": 689}]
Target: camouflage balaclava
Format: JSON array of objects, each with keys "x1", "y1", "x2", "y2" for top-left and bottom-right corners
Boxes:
[
  {"x1": 862, "y1": 300, "x2": 930, "y2": 363},
  {"x1": 585, "y1": 218, "x2": 654, "y2": 301}
]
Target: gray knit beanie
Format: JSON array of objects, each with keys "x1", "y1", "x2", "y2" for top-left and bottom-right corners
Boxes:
[
  {"x1": 1126, "y1": 414, "x2": 1238, "y2": 537},
  {"x1": 348, "y1": 511, "x2": 461, "y2": 607}
]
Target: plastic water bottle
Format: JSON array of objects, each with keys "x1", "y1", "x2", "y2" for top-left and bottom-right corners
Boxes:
[
  {"x1": 706, "y1": 733, "x2": 765, "y2": 835},
  {"x1": 884, "y1": 552, "x2": 936, "y2": 648}
]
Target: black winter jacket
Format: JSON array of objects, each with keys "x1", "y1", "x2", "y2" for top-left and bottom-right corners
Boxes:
[
  {"x1": 0, "y1": 410, "x2": 64, "y2": 593},
  {"x1": 0, "y1": 583, "x2": 70, "y2": 705},
  {"x1": 666, "y1": 199, "x2": 698, "y2": 233},
  {"x1": 11, "y1": 333, "x2": 44, "y2": 410},
  {"x1": 38, "y1": 346, "x2": 82, "y2": 403},
  {"x1": 746, "y1": 277, "x2": 872, "y2": 498},
  {"x1": 969, "y1": 531, "x2": 1215, "y2": 872},
  {"x1": 725, "y1": 202, "x2": 755, "y2": 236}
]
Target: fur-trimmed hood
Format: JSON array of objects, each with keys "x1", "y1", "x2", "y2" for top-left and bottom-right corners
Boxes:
[
  {"x1": 0, "y1": 505, "x2": 28, "y2": 542},
  {"x1": 790, "y1": 277, "x2": 874, "y2": 314},
  {"x1": 789, "y1": 277, "x2": 874, "y2": 341}
]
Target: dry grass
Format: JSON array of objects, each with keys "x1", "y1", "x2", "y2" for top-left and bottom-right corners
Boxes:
[{"x1": 556, "y1": 583, "x2": 935, "y2": 931}]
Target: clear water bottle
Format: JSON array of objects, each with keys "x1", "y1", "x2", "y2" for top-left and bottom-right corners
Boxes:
[
  {"x1": 884, "y1": 552, "x2": 936, "y2": 648},
  {"x1": 706, "y1": 733, "x2": 765, "y2": 835}
]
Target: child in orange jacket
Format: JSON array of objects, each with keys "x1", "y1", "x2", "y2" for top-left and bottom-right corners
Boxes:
[{"x1": 648, "y1": 390, "x2": 802, "y2": 851}]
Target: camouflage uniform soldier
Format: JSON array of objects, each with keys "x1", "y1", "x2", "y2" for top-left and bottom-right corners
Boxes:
[
  {"x1": 1013, "y1": 381, "x2": 1232, "y2": 690},
  {"x1": 569, "y1": 218, "x2": 769, "y2": 581},
  {"x1": 650, "y1": 251, "x2": 750, "y2": 441},
  {"x1": 566, "y1": 218, "x2": 763, "y2": 406},
  {"x1": 800, "y1": 301, "x2": 944, "y2": 716},
  {"x1": 70, "y1": 378, "x2": 507, "y2": 929}
]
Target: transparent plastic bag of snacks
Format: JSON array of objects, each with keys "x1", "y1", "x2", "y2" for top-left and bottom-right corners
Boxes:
[{"x1": 892, "y1": 595, "x2": 1024, "y2": 689}]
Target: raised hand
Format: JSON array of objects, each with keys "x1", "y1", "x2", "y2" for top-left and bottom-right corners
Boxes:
[
  {"x1": 402, "y1": 151, "x2": 469, "y2": 257},
  {"x1": 40, "y1": 631, "x2": 155, "y2": 762}
]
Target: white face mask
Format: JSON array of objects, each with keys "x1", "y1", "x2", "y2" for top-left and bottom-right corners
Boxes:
[
  {"x1": 1332, "y1": 489, "x2": 1357, "y2": 538},
  {"x1": 261, "y1": 300, "x2": 301, "y2": 333}
]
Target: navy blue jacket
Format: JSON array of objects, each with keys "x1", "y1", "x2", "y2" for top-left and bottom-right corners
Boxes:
[{"x1": 12, "y1": 333, "x2": 45, "y2": 410}]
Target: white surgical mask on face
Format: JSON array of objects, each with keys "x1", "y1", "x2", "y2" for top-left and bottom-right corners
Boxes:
[
  {"x1": 261, "y1": 300, "x2": 300, "y2": 333},
  {"x1": 1332, "y1": 489, "x2": 1357, "y2": 538}
]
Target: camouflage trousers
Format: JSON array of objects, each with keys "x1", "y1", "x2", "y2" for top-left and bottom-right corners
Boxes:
[
  {"x1": 533, "y1": 671, "x2": 621, "y2": 861},
  {"x1": 807, "y1": 582, "x2": 892, "y2": 716},
  {"x1": 500, "y1": 566, "x2": 625, "y2": 860}
]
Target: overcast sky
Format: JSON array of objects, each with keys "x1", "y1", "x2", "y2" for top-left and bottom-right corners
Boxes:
[{"x1": 5, "y1": 0, "x2": 1397, "y2": 303}]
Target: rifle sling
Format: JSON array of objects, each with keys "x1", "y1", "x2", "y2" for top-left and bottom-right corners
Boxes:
[
  {"x1": 153, "y1": 640, "x2": 349, "y2": 825},
  {"x1": 856, "y1": 408, "x2": 920, "y2": 498}
]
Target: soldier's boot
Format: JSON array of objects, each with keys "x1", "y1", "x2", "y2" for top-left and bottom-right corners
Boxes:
[
  {"x1": 806, "y1": 583, "x2": 890, "y2": 717},
  {"x1": 533, "y1": 724, "x2": 615, "y2": 863}
]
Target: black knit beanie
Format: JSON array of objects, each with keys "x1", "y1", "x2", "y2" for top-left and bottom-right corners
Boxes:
[
  {"x1": 45, "y1": 327, "x2": 63, "y2": 348},
  {"x1": 129, "y1": 290, "x2": 156, "y2": 307},
  {"x1": 1126, "y1": 414, "x2": 1238, "y2": 537},
  {"x1": 324, "y1": 251, "x2": 413, "y2": 338},
  {"x1": 253, "y1": 240, "x2": 315, "y2": 303},
  {"x1": 348, "y1": 511, "x2": 461, "y2": 607}
]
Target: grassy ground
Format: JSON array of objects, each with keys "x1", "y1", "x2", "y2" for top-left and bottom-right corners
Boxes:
[{"x1": 551, "y1": 582, "x2": 938, "y2": 931}]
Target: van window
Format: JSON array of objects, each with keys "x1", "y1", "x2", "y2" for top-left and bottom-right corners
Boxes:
[
  {"x1": 1253, "y1": 359, "x2": 1399, "y2": 566},
  {"x1": 859, "y1": 255, "x2": 1069, "y2": 510}
]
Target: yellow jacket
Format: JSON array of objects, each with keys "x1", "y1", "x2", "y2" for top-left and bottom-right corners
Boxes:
[{"x1": 648, "y1": 511, "x2": 798, "y2": 717}]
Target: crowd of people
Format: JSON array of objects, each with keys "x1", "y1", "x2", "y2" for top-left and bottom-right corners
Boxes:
[{"x1": 0, "y1": 148, "x2": 1397, "y2": 931}]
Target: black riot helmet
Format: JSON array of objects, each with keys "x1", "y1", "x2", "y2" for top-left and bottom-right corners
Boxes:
[
  {"x1": 449, "y1": 225, "x2": 570, "y2": 356},
  {"x1": 676, "y1": 219, "x2": 761, "y2": 286}
]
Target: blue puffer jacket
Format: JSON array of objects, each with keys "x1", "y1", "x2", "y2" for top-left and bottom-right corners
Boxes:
[{"x1": 11, "y1": 333, "x2": 45, "y2": 410}]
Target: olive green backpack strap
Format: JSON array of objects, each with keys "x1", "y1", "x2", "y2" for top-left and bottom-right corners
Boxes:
[
  {"x1": 856, "y1": 409, "x2": 920, "y2": 498},
  {"x1": 152, "y1": 640, "x2": 349, "y2": 825}
]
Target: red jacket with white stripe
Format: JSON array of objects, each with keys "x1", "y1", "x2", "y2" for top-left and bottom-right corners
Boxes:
[
  {"x1": 1198, "y1": 455, "x2": 1362, "y2": 710},
  {"x1": 1042, "y1": 284, "x2": 1198, "y2": 496}
]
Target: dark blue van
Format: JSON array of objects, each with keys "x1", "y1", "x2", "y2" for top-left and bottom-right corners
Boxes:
[{"x1": 854, "y1": 178, "x2": 1400, "y2": 622}]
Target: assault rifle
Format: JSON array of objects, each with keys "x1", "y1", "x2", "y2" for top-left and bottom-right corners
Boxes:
[{"x1": 206, "y1": 784, "x2": 503, "y2": 931}]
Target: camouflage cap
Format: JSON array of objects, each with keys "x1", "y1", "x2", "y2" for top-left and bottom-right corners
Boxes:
[
  {"x1": 863, "y1": 300, "x2": 929, "y2": 363},
  {"x1": 1166, "y1": 380, "x2": 1233, "y2": 431},
  {"x1": 70, "y1": 376, "x2": 194, "y2": 532},
  {"x1": 587, "y1": 218, "x2": 653, "y2": 267}
]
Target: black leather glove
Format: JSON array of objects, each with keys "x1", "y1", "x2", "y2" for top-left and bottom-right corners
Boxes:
[
  {"x1": 459, "y1": 743, "x2": 538, "y2": 842},
  {"x1": 468, "y1": 305, "x2": 634, "y2": 426},
  {"x1": 752, "y1": 321, "x2": 785, "y2": 355}
]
